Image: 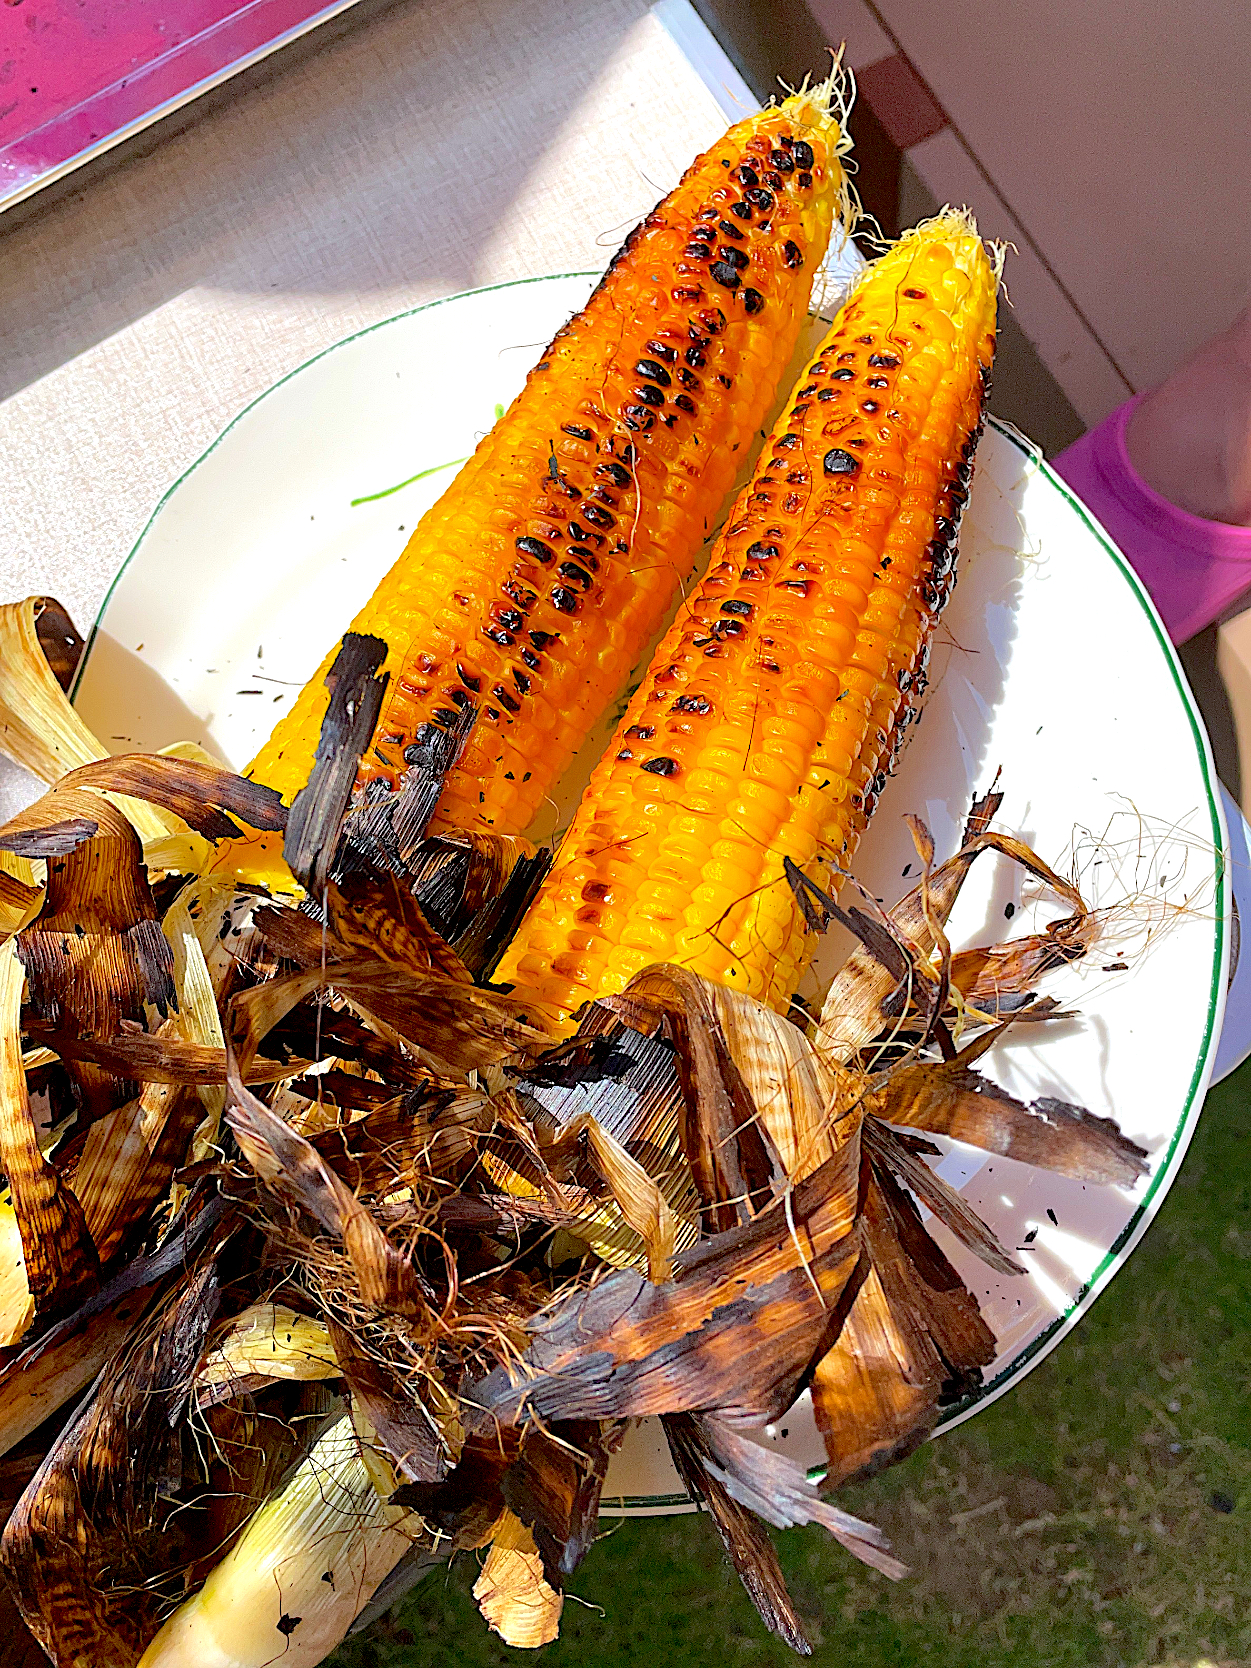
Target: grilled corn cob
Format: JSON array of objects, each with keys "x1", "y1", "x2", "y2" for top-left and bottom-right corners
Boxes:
[
  {"x1": 248, "y1": 81, "x2": 852, "y2": 838},
  {"x1": 497, "y1": 213, "x2": 998, "y2": 1025}
]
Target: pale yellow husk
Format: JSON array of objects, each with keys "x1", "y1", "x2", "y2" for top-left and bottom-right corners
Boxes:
[
  {"x1": 137, "y1": 1414, "x2": 418, "y2": 1668},
  {"x1": 473, "y1": 1508, "x2": 563, "y2": 1648},
  {"x1": 197, "y1": 1304, "x2": 340, "y2": 1395}
]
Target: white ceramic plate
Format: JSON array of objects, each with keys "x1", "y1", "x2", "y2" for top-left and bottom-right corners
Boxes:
[{"x1": 71, "y1": 273, "x2": 1228, "y2": 1511}]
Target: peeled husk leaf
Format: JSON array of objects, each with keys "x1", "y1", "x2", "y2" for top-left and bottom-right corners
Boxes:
[
  {"x1": 0, "y1": 598, "x2": 180, "y2": 846},
  {"x1": 0, "y1": 1191, "x2": 231, "y2": 1459},
  {"x1": 664, "y1": 1411, "x2": 813, "y2": 1654},
  {"x1": 601, "y1": 964, "x2": 786, "y2": 1233},
  {"x1": 0, "y1": 599, "x2": 109, "y2": 789},
  {"x1": 6, "y1": 787, "x2": 175, "y2": 1121},
  {"x1": 867, "y1": 1040, "x2": 1148, "y2": 1184},
  {"x1": 0, "y1": 940, "x2": 99, "y2": 1315},
  {"x1": 475, "y1": 1133, "x2": 867, "y2": 1430},
  {"x1": 0, "y1": 1263, "x2": 222, "y2": 1666},
  {"x1": 473, "y1": 1508, "x2": 564, "y2": 1648},
  {"x1": 499, "y1": 1419, "x2": 623, "y2": 1588},
  {"x1": 814, "y1": 790, "x2": 1097, "y2": 1068},
  {"x1": 0, "y1": 1190, "x2": 34, "y2": 1348},
  {"x1": 195, "y1": 1304, "x2": 340, "y2": 1404},
  {"x1": 706, "y1": 984, "x2": 844, "y2": 1174},
  {"x1": 510, "y1": 1019, "x2": 702, "y2": 1272},
  {"x1": 810, "y1": 1138, "x2": 997, "y2": 1487},
  {"x1": 0, "y1": 853, "x2": 42, "y2": 942},
  {"x1": 680, "y1": 1411, "x2": 907, "y2": 1578}
]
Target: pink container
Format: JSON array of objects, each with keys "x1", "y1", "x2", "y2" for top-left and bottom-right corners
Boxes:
[{"x1": 0, "y1": 0, "x2": 364, "y2": 212}]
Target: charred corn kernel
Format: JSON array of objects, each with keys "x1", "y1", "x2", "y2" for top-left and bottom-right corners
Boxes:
[
  {"x1": 247, "y1": 78, "x2": 853, "y2": 840},
  {"x1": 498, "y1": 212, "x2": 998, "y2": 1027}
]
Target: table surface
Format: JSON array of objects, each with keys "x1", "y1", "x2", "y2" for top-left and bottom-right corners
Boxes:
[{"x1": 0, "y1": 0, "x2": 760, "y2": 635}]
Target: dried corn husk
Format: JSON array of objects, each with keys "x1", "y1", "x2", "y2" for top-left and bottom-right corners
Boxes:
[
  {"x1": 707, "y1": 984, "x2": 845, "y2": 1175},
  {"x1": 0, "y1": 940, "x2": 99, "y2": 1315},
  {"x1": 473, "y1": 1508, "x2": 563, "y2": 1648},
  {"x1": 0, "y1": 853, "x2": 42, "y2": 943},
  {"x1": 0, "y1": 598, "x2": 179, "y2": 845},
  {"x1": 0, "y1": 1191, "x2": 34, "y2": 1348}
]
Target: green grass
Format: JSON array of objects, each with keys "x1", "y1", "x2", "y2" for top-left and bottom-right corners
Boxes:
[{"x1": 331, "y1": 1056, "x2": 1251, "y2": 1668}]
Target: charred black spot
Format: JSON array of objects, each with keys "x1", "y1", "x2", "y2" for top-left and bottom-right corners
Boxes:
[
  {"x1": 444, "y1": 687, "x2": 471, "y2": 709},
  {"x1": 730, "y1": 200, "x2": 753, "y2": 220},
  {"x1": 457, "y1": 662, "x2": 481, "y2": 692},
  {"x1": 745, "y1": 187, "x2": 774, "y2": 211},
  {"x1": 782, "y1": 240, "x2": 803, "y2": 269},
  {"x1": 697, "y1": 308, "x2": 727, "y2": 335},
  {"x1": 746, "y1": 541, "x2": 779, "y2": 561},
  {"x1": 515, "y1": 535, "x2": 555, "y2": 566},
  {"x1": 817, "y1": 387, "x2": 837, "y2": 400},
  {"x1": 402, "y1": 726, "x2": 440, "y2": 763},
  {"x1": 672, "y1": 693, "x2": 712, "y2": 715},
  {"x1": 623, "y1": 405, "x2": 656, "y2": 432},
  {"x1": 718, "y1": 245, "x2": 749, "y2": 270},
  {"x1": 720, "y1": 598, "x2": 753, "y2": 617},
  {"x1": 676, "y1": 366, "x2": 700, "y2": 390},
  {"x1": 742, "y1": 288, "x2": 764, "y2": 314},
  {"x1": 483, "y1": 626, "x2": 515, "y2": 648},
  {"x1": 529, "y1": 629, "x2": 558, "y2": 650},
  {"x1": 625, "y1": 723, "x2": 655, "y2": 740},
  {"x1": 432, "y1": 706, "x2": 461, "y2": 726},
  {"x1": 633, "y1": 383, "x2": 665, "y2": 407},
  {"x1": 502, "y1": 578, "x2": 536, "y2": 610},
  {"x1": 718, "y1": 218, "x2": 745, "y2": 241},
  {"x1": 579, "y1": 502, "x2": 616, "y2": 528},
  {"x1": 868, "y1": 354, "x2": 900, "y2": 369},
  {"x1": 641, "y1": 756, "x2": 680, "y2": 776},
  {"x1": 770, "y1": 149, "x2": 794, "y2": 172},
  {"x1": 866, "y1": 375, "x2": 889, "y2": 389},
  {"x1": 674, "y1": 394, "x2": 696, "y2": 414},
  {"x1": 561, "y1": 423, "x2": 594, "y2": 441},
  {"x1": 685, "y1": 346, "x2": 706, "y2": 369},
  {"x1": 495, "y1": 606, "x2": 525, "y2": 633},
  {"x1": 712, "y1": 618, "x2": 744, "y2": 639},
  {"x1": 635, "y1": 358, "x2": 672, "y2": 387},
  {"x1": 597, "y1": 462, "x2": 632, "y2": 487},
  {"x1": 903, "y1": 287, "x2": 927, "y2": 300},
  {"x1": 493, "y1": 684, "x2": 520, "y2": 714},
  {"x1": 734, "y1": 164, "x2": 759, "y2": 187},
  {"x1": 862, "y1": 399, "x2": 879, "y2": 413},
  {"x1": 823, "y1": 448, "x2": 861, "y2": 476},
  {"x1": 716, "y1": 373, "x2": 733, "y2": 388},
  {"x1": 644, "y1": 339, "x2": 677, "y2": 363},
  {"x1": 566, "y1": 543, "x2": 599, "y2": 567},
  {"x1": 792, "y1": 139, "x2": 815, "y2": 169},
  {"x1": 520, "y1": 647, "x2": 540, "y2": 670},
  {"x1": 776, "y1": 434, "x2": 801, "y2": 450},
  {"x1": 551, "y1": 587, "x2": 580, "y2": 614},
  {"x1": 616, "y1": 749, "x2": 634, "y2": 762},
  {"x1": 684, "y1": 242, "x2": 713, "y2": 260},
  {"x1": 558, "y1": 561, "x2": 594, "y2": 589},
  {"x1": 710, "y1": 260, "x2": 742, "y2": 290}
]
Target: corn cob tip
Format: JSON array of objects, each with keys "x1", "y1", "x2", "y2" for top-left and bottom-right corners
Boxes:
[{"x1": 775, "y1": 56, "x2": 857, "y2": 242}]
